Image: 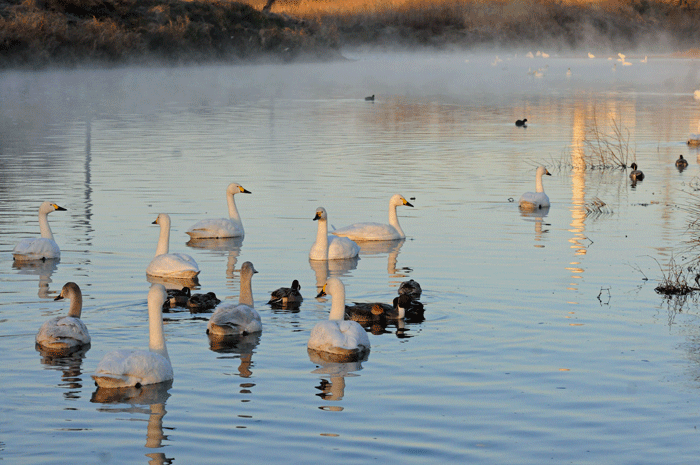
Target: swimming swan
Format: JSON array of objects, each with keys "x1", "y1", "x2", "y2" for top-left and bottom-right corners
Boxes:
[
  {"x1": 519, "y1": 166, "x2": 551, "y2": 210},
  {"x1": 146, "y1": 213, "x2": 200, "y2": 279},
  {"x1": 207, "y1": 261, "x2": 262, "y2": 336},
  {"x1": 629, "y1": 163, "x2": 645, "y2": 182},
  {"x1": 186, "y1": 183, "x2": 251, "y2": 239},
  {"x1": 92, "y1": 284, "x2": 173, "y2": 388},
  {"x1": 310, "y1": 207, "x2": 360, "y2": 260},
  {"x1": 36, "y1": 282, "x2": 90, "y2": 353},
  {"x1": 308, "y1": 278, "x2": 370, "y2": 361},
  {"x1": 13, "y1": 202, "x2": 66, "y2": 261},
  {"x1": 268, "y1": 279, "x2": 303, "y2": 307},
  {"x1": 331, "y1": 194, "x2": 414, "y2": 241}
]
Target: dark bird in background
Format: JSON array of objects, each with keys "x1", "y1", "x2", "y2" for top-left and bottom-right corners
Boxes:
[
  {"x1": 515, "y1": 119, "x2": 527, "y2": 127},
  {"x1": 365, "y1": 95, "x2": 375, "y2": 101}
]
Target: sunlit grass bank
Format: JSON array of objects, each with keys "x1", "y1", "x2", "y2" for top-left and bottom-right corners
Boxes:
[{"x1": 2, "y1": 0, "x2": 700, "y2": 68}]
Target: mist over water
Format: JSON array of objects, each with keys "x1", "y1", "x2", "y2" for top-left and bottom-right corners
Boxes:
[{"x1": 3, "y1": 53, "x2": 700, "y2": 464}]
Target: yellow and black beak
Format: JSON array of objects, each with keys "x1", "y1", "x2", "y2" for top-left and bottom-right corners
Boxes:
[
  {"x1": 240, "y1": 187, "x2": 252, "y2": 194},
  {"x1": 54, "y1": 293, "x2": 64, "y2": 301},
  {"x1": 313, "y1": 212, "x2": 322, "y2": 221},
  {"x1": 53, "y1": 204, "x2": 67, "y2": 211},
  {"x1": 404, "y1": 199, "x2": 414, "y2": 208},
  {"x1": 316, "y1": 284, "x2": 327, "y2": 298}
]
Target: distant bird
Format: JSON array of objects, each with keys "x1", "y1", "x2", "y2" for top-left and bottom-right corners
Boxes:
[
  {"x1": 566, "y1": 68, "x2": 572, "y2": 77},
  {"x1": 365, "y1": 95, "x2": 375, "y2": 101},
  {"x1": 526, "y1": 51, "x2": 534, "y2": 58},
  {"x1": 694, "y1": 90, "x2": 700, "y2": 100},
  {"x1": 588, "y1": 52, "x2": 595, "y2": 58},
  {"x1": 629, "y1": 163, "x2": 645, "y2": 182},
  {"x1": 268, "y1": 279, "x2": 303, "y2": 307},
  {"x1": 163, "y1": 287, "x2": 220, "y2": 312},
  {"x1": 641, "y1": 56, "x2": 648, "y2": 63},
  {"x1": 676, "y1": 155, "x2": 688, "y2": 169},
  {"x1": 515, "y1": 119, "x2": 527, "y2": 127},
  {"x1": 492, "y1": 56, "x2": 503, "y2": 66}
]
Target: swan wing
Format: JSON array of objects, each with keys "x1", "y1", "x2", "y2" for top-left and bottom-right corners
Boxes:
[
  {"x1": 36, "y1": 316, "x2": 90, "y2": 348},
  {"x1": 13, "y1": 238, "x2": 60, "y2": 260},
  {"x1": 327, "y1": 235, "x2": 360, "y2": 259},
  {"x1": 332, "y1": 222, "x2": 400, "y2": 241},
  {"x1": 93, "y1": 349, "x2": 173, "y2": 388},
  {"x1": 147, "y1": 253, "x2": 200, "y2": 278},
  {"x1": 186, "y1": 218, "x2": 243, "y2": 239}
]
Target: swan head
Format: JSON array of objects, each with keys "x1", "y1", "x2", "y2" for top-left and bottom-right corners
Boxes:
[
  {"x1": 240, "y1": 261, "x2": 258, "y2": 278},
  {"x1": 152, "y1": 213, "x2": 171, "y2": 227},
  {"x1": 54, "y1": 282, "x2": 81, "y2": 302},
  {"x1": 536, "y1": 166, "x2": 551, "y2": 177},
  {"x1": 390, "y1": 194, "x2": 414, "y2": 208},
  {"x1": 40, "y1": 202, "x2": 67, "y2": 215},
  {"x1": 313, "y1": 207, "x2": 328, "y2": 221},
  {"x1": 316, "y1": 277, "x2": 343, "y2": 298},
  {"x1": 149, "y1": 283, "x2": 168, "y2": 308},
  {"x1": 227, "y1": 183, "x2": 251, "y2": 196}
]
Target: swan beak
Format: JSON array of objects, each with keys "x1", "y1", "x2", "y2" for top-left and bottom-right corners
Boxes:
[
  {"x1": 313, "y1": 212, "x2": 321, "y2": 221},
  {"x1": 53, "y1": 204, "x2": 67, "y2": 211},
  {"x1": 545, "y1": 170, "x2": 552, "y2": 176},
  {"x1": 316, "y1": 284, "x2": 327, "y2": 298},
  {"x1": 54, "y1": 293, "x2": 64, "y2": 301},
  {"x1": 240, "y1": 187, "x2": 251, "y2": 194},
  {"x1": 152, "y1": 218, "x2": 158, "y2": 224},
  {"x1": 404, "y1": 199, "x2": 414, "y2": 207}
]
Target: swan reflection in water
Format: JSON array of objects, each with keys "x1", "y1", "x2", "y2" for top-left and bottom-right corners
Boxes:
[
  {"x1": 91, "y1": 380, "x2": 174, "y2": 465},
  {"x1": 520, "y1": 207, "x2": 550, "y2": 244},
  {"x1": 37, "y1": 344, "x2": 90, "y2": 400},
  {"x1": 13, "y1": 259, "x2": 59, "y2": 298},
  {"x1": 208, "y1": 332, "x2": 261, "y2": 378},
  {"x1": 309, "y1": 350, "x2": 368, "y2": 403},
  {"x1": 309, "y1": 256, "x2": 359, "y2": 294},
  {"x1": 186, "y1": 237, "x2": 244, "y2": 291},
  {"x1": 147, "y1": 274, "x2": 200, "y2": 292}
]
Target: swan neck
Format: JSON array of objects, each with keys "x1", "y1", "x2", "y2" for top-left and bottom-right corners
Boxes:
[
  {"x1": 67, "y1": 293, "x2": 83, "y2": 318},
  {"x1": 227, "y1": 192, "x2": 242, "y2": 223},
  {"x1": 239, "y1": 272, "x2": 255, "y2": 307},
  {"x1": 329, "y1": 287, "x2": 346, "y2": 320},
  {"x1": 388, "y1": 203, "x2": 405, "y2": 237},
  {"x1": 149, "y1": 299, "x2": 170, "y2": 361},
  {"x1": 314, "y1": 218, "x2": 329, "y2": 260},
  {"x1": 155, "y1": 220, "x2": 170, "y2": 256},
  {"x1": 38, "y1": 209, "x2": 54, "y2": 241},
  {"x1": 535, "y1": 172, "x2": 545, "y2": 193}
]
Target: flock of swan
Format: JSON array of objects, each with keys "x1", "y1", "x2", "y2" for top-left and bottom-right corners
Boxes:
[{"x1": 20, "y1": 185, "x2": 421, "y2": 388}]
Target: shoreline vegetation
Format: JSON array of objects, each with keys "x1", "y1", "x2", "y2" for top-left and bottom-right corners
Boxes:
[{"x1": 2, "y1": 0, "x2": 700, "y2": 69}]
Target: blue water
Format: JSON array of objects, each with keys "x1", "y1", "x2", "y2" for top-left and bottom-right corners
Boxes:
[{"x1": 2, "y1": 52, "x2": 700, "y2": 464}]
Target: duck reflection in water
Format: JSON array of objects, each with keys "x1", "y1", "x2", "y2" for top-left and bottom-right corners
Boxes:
[
  {"x1": 309, "y1": 350, "x2": 368, "y2": 402},
  {"x1": 91, "y1": 380, "x2": 174, "y2": 464}
]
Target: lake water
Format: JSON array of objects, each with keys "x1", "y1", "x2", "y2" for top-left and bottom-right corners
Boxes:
[{"x1": 3, "y1": 51, "x2": 700, "y2": 464}]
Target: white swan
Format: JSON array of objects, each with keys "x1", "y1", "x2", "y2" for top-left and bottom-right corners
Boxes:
[
  {"x1": 186, "y1": 183, "x2": 251, "y2": 239},
  {"x1": 36, "y1": 282, "x2": 90, "y2": 352},
  {"x1": 93, "y1": 284, "x2": 173, "y2": 388},
  {"x1": 13, "y1": 202, "x2": 66, "y2": 261},
  {"x1": 308, "y1": 278, "x2": 370, "y2": 361},
  {"x1": 146, "y1": 213, "x2": 200, "y2": 279},
  {"x1": 207, "y1": 261, "x2": 262, "y2": 336},
  {"x1": 331, "y1": 194, "x2": 414, "y2": 241},
  {"x1": 310, "y1": 207, "x2": 360, "y2": 260},
  {"x1": 519, "y1": 166, "x2": 551, "y2": 210}
]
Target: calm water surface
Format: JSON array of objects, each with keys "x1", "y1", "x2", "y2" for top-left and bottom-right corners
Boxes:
[{"x1": 3, "y1": 52, "x2": 700, "y2": 464}]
